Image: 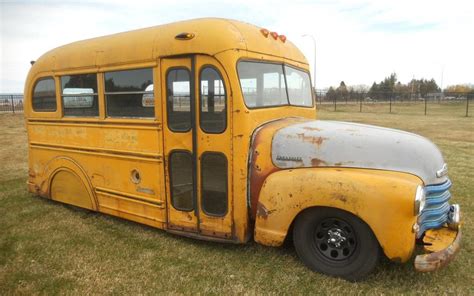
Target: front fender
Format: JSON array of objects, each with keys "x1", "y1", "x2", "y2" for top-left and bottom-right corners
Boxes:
[{"x1": 254, "y1": 168, "x2": 422, "y2": 262}]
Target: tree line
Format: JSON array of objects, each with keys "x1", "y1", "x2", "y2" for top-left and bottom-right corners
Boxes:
[{"x1": 324, "y1": 73, "x2": 473, "y2": 102}]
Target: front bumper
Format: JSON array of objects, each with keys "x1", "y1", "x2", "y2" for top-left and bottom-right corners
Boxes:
[{"x1": 414, "y1": 226, "x2": 461, "y2": 272}]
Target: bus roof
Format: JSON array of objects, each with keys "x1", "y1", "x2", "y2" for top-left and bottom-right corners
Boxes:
[{"x1": 29, "y1": 18, "x2": 308, "y2": 75}]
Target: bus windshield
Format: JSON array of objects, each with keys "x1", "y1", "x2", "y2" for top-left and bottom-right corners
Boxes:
[{"x1": 237, "y1": 61, "x2": 313, "y2": 108}]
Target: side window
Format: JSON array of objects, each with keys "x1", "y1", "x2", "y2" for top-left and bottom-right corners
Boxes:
[
  {"x1": 201, "y1": 153, "x2": 227, "y2": 216},
  {"x1": 32, "y1": 77, "x2": 57, "y2": 112},
  {"x1": 104, "y1": 68, "x2": 154, "y2": 118},
  {"x1": 237, "y1": 61, "x2": 288, "y2": 108},
  {"x1": 61, "y1": 74, "x2": 99, "y2": 117},
  {"x1": 167, "y1": 68, "x2": 191, "y2": 132},
  {"x1": 199, "y1": 67, "x2": 226, "y2": 133},
  {"x1": 284, "y1": 65, "x2": 313, "y2": 107},
  {"x1": 170, "y1": 151, "x2": 194, "y2": 211}
]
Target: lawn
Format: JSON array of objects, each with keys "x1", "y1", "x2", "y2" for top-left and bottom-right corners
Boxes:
[{"x1": 1, "y1": 108, "x2": 473, "y2": 295}]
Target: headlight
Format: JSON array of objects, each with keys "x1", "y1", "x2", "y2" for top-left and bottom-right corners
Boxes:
[{"x1": 414, "y1": 185, "x2": 426, "y2": 215}]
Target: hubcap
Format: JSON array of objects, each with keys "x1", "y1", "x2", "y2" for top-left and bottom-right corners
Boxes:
[
  {"x1": 313, "y1": 218, "x2": 357, "y2": 261},
  {"x1": 327, "y1": 228, "x2": 346, "y2": 248}
]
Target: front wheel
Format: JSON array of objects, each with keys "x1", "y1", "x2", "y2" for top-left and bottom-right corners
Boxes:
[{"x1": 293, "y1": 207, "x2": 380, "y2": 281}]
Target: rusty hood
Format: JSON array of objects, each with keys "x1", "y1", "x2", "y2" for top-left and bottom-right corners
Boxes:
[{"x1": 270, "y1": 120, "x2": 447, "y2": 185}]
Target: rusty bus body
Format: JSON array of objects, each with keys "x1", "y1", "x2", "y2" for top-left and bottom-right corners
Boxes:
[{"x1": 24, "y1": 18, "x2": 461, "y2": 281}]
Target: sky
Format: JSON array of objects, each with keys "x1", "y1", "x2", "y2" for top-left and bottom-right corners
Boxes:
[{"x1": 1, "y1": 0, "x2": 473, "y2": 93}]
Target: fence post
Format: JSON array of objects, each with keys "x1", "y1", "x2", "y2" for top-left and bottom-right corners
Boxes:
[
  {"x1": 424, "y1": 97, "x2": 427, "y2": 115},
  {"x1": 359, "y1": 96, "x2": 362, "y2": 112},
  {"x1": 11, "y1": 95, "x2": 15, "y2": 114},
  {"x1": 466, "y1": 95, "x2": 470, "y2": 117},
  {"x1": 389, "y1": 94, "x2": 392, "y2": 113},
  {"x1": 334, "y1": 95, "x2": 337, "y2": 111}
]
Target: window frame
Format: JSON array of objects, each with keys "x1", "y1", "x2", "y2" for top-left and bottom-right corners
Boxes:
[
  {"x1": 200, "y1": 151, "x2": 228, "y2": 217},
  {"x1": 198, "y1": 64, "x2": 228, "y2": 134},
  {"x1": 166, "y1": 66, "x2": 192, "y2": 133},
  {"x1": 31, "y1": 76, "x2": 57, "y2": 112},
  {"x1": 236, "y1": 59, "x2": 315, "y2": 110},
  {"x1": 104, "y1": 67, "x2": 155, "y2": 119}
]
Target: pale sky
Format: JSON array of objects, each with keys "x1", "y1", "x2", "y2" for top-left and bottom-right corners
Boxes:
[{"x1": 1, "y1": 0, "x2": 473, "y2": 93}]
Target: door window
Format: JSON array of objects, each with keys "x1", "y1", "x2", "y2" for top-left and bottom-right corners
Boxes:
[
  {"x1": 199, "y1": 67, "x2": 226, "y2": 133},
  {"x1": 169, "y1": 151, "x2": 194, "y2": 211},
  {"x1": 201, "y1": 153, "x2": 228, "y2": 216},
  {"x1": 167, "y1": 68, "x2": 191, "y2": 132}
]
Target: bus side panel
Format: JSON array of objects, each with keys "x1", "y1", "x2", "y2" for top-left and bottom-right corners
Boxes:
[{"x1": 27, "y1": 121, "x2": 167, "y2": 229}]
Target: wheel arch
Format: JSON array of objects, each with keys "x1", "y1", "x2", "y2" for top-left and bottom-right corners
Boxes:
[
  {"x1": 253, "y1": 167, "x2": 422, "y2": 262},
  {"x1": 41, "y1": 156, "x2": 98, "y2": 211}
]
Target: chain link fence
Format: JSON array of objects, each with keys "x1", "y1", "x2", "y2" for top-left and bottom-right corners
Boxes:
[
  {"x1": 315, "y1": 90, "x2": 471, "y2": 117},
  {"x1": 0, "y1": 94, "x2": 24, "y2": 113}
]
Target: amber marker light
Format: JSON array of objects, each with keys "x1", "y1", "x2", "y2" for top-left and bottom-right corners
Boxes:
[
  {"x1": 260, "y1": 28, "x2": 270, "y2": 37},
  {"x1": 175, "y1": 32, "x2": 195, "y2": 40},
  {"x1": 279, "y1": 35, "x2": 287, "y2": 43},
  {"x1": 270, "y1": 32, "x2": 279, "y2": 40}
]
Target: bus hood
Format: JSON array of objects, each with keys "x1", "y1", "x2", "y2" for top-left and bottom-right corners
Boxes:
[{"x1": 271, "y1": 120, "x2": 447, "y2": 185}]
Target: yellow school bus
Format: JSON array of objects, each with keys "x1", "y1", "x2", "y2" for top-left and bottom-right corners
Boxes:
[{"x1": 25, "y1": 18, "x2": 461, "y2": 281}]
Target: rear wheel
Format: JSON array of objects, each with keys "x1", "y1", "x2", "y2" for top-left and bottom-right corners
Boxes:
[{"x1": 293, "y1": 207, "x2": 380, "y2": 281}]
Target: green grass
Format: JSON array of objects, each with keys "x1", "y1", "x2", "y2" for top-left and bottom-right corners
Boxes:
[{"x1": 1, "y1": 109, "x2": 473, "y2": 294}]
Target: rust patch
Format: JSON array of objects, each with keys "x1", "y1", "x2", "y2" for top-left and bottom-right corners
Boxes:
[
  {"x1": 256, "y1": 202, "x2": 275, "y2": 220},
  {"x1": 311, "y1": 158, "x2": 327, "y2": 166},
  {"x1": 331, "y1": 193, "x2": 348, "y2": 203},
  {"x1": 334, "y1": 161, "x2": 355, "y2": 167},
  {"x1": 302, "y1": 126, "x2": 322, "y2": 132},
  {"x1": 185, "y1": 213, "x2": 193, "y2": 221},
  {"x1": 199, "y1": 228, "x2": 232, "y2": 239},
  {"x1": 296, "y1": 133, "x2": 328, "y2": 148},
  {"x1": 414, "y1": 228, "x2": 461, "y2": 272}
]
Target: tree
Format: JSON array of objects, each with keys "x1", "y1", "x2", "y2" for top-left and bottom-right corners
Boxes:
[
  {"x1": 326, "y1": 86, "x2": 337, "y2": 102},
  {"x1": 336, "y1": 81, "x2": 349, "y2": 103},
  {"x1": 445, "y1": 84, "x2": 473, "y2": 93}
]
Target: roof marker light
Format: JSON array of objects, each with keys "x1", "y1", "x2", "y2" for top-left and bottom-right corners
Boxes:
[
  {"x1": 279, "y1": 35, "x2": 287, "y2": 43},
  {"x1": 260, "y1": 28, "x2": 270, "y2": 37},
  {"x1": 175, "y1": 32, "x2": 195, "y2": 40},
  {"x1": 270, "y1": 32, "x2": 278, "y2": 40}
]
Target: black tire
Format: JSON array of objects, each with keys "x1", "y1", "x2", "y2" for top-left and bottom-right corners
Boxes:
[{"x1": 293, "y1": 207, "x2": 380, "y2": 281}]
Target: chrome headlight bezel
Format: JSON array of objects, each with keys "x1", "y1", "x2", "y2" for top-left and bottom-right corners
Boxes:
[{"x1": 414, "y1": 185, "x2": 426, "y2": 215}]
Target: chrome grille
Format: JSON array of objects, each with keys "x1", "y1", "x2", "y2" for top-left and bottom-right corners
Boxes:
[{"x1": 417, "y1": 179, "x2": 452, "y2": 237}]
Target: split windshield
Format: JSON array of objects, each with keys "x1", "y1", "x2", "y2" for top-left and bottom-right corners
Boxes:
[{"x1": 237, "y1": 61, "x2": 313, "y2": 108}]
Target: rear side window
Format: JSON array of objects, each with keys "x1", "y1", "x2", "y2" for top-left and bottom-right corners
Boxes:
[
  {"x1": 61, "y1": 74, "x2": 99, "y2": 117},
  {"x1": 105, "y1": 68, "x2": 154, "y2": 118},
  {"x1": 32, "y1": 77, "x2": 57, "y2": 112}
]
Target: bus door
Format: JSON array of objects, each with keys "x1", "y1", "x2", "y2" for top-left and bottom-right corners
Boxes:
[{"x1": 161, "y1": 55, "x2": 233, "y2": 240}]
